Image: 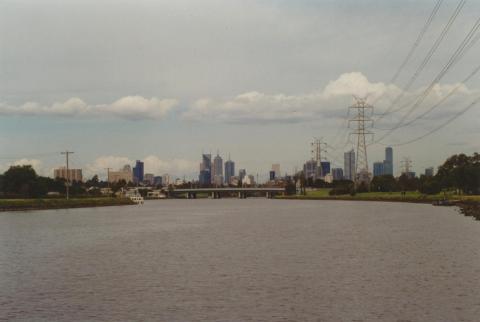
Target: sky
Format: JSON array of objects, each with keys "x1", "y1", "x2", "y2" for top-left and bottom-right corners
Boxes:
[{"x1": 1, "y1": 0, "x2": 479, "y2": 181}]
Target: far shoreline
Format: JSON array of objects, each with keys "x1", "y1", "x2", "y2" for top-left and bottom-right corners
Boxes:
[{"x1": 0, "y1": 198, "x2": 135, "y2": 212}]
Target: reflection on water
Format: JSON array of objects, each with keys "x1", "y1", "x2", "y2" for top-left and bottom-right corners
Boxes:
[{"x1": 1, "y1": 199, "x2": 479, "y2": 321}]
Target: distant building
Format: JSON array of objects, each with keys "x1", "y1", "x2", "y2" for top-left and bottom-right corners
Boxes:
[
  {"x1": 324, "y1": 173, "x2": 334, "y2": 183},
  {"x1": 269, "y1": 170, "x2": 276, "y2": 181},
  {"x1": 122, "y1": 164, "x2": 132, "y2": 173},
  {"x1": 229, "y1": 176, "x2": 240, "y2": 186},
  {"x1": 224, "y1": 159, "x2": 235, "y2": 184},
  {"x1": 133, "y1": 160, "x2": 144, "y2": 183},
  {"x1": 272, "y1": 164, "x2": 281, "y2": 178},
  {"x1": 303, "y1": 160, "x2": 317, "y2": 179},
  {"x1": 144, "y1": 173, "x2": 154, "y2": 185},
  {"x1": 175, "y1": 178, "x2": 185, "y2": 186},
  {"x1": 212, "y1": 153, "x2": 223, "y2": 185},
  {"x1": 404, "y1": 171, "x2": 416, "y2": 179},
  {"x1": 383, "y1": 147, "x2": 393, "y2": 176},
  {"x1": 163, "y1": 174, "x2": 172, "y2": 186},
  {"x1": 243, "y1": 174, "x2": 255, "y2": 186},
  {"x1": 199, "y1": 154, "x2": 212, "y2": 185},
  {"x1": 344, "y1": 150, "x2": 355, "y2": 181},
  {"x1": 238, "y1": 169, "x2": 246, "y2": 182},
  {"x1": 154, "y1": 176, "x2": 163, "y2": 186},
  {"x1": 320, "y1": 161, "x2": 330, "y2": 178},
  {"x1": 373, "y1": 162, "x2": 384, "y2": 177},
  {"x1": 54, "y1": 167, "x2": 83, "y2": 182},
  {"x1": 108, "y1": 169, "x2": 133, "y2": 183},
  {"x1": 425, "y1": 167, "x2": 434, "y2": 177},
  {"x1": 331, "y1": 168, "x2": 344, "y2": 181}
]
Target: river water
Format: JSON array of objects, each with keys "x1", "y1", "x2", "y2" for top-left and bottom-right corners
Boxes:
[{"x1": 1, "y1": 199, "x2": 479, "y2": 321}]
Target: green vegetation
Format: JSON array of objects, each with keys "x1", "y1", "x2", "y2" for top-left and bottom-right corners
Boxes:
[
  {"x1": 0, "y1": 198, "x2": 134, "y2": 211},
  {"x1": 0, "y1": 165, "x2": 135, "y2": 211}
]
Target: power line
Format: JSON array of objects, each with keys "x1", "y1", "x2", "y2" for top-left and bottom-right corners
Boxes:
[
  {"x1": 375, "y1": 14, "x2": 480, "y2": 143},
  {"x1": 372, "y1": 0, "x2": 444, "y2": 106},
  {"x1": 375, "y1": 0, "x2": 466, "y2": 122},
  {"x1": 375, "y1": 62, "x2": 480, "y2": 131},
  {"x1": 377, "y1": 95, "x2": 480, "y2": 147}
]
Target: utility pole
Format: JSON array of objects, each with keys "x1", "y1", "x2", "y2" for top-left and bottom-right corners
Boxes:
[
  {"x1": 105, "y1": 167, "x2": 112, "y2": 188},
  {"x1": 311, "y1": 137, "x2": 327, "y2": 178},
  {"x1": 61, "y1": 151, "x2": 74, "y2": 200},
  {"x1": 348, "y1": 97, "x2": 374, "y2": 187}
]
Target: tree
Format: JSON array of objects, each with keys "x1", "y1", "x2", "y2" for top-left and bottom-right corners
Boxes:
[
  {"x1": 436, "y1": 153, "x2": 480, "y2": 194},
  {"x1": 370, "y1": 175, "x2": 397, "y2": 192},
  {"x1": 2, "y1": 165, "x2": 44, "y2": 198},
  {"x1": 418, "y1": 175, "x2": 441, "y2": 195}
]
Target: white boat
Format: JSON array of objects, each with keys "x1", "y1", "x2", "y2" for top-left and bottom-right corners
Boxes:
[{"x1": 130, "y1": 195, "x2": 144, "y2": 205}]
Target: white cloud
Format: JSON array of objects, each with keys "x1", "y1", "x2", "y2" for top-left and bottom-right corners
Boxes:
[
  {"x1": 85, "y1": 155, "x2": 197, "y2": 179},
  {"x1": 0, "y1": 96, "x2": 178, "y2": 120},
  {"x1": 182, "y1": 72, "x2": 477, "y2": 124},
  {"x1": 0, "y1": 158, "x2": 46, "y2": 176}
]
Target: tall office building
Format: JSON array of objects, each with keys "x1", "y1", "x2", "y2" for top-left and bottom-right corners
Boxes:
[
  {"x1": 303, "y1": 160, "x2": 317, "y2": 179},
  {"x1": 212, "y1": 153, "x2": 223, "y2": 185},
  {"x1": 224, "y1": 158, "x2": 235, "y2": 184},
  {"x1": 199, "y1": 154, "x2": 212, "y2": 185},
  {"x1": 133, "y1": 160, "x2": 144, "y2": 183},
  {"x1": 320, "y1": 161, "x2": 330, "y2": 177},
  {"x1": 425, "y1": 167, "x2": 434, "y2": 177},
  {"x1": 383, "y1": 147, "x2": 393, "y2": 176},
  {"x1": 373, "y1": 162, "x2": 384, "y2": 177},
  {"x1": 238, "y1": 169, "x2": 246, "y2": 183},
  {"x1": 331, "y1": 168, "x2": 344, "y2": 181},
  {"x1": 344, "y1": 150, "x2": 355, "y2": 181},
  {"x1": 271, "y1": 164, "x2": 281, "y2": 178}
]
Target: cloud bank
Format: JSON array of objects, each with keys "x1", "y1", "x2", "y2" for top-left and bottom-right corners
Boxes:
[
  {"x1": 0, "y1": 96, "x2": 178, "y2": 120},
  {"x1": 182, "y1": 72, "x2": 477, "y2": 124},
  {"x1": 86, "y1": 155, "x2": 197, "y2": 179}
]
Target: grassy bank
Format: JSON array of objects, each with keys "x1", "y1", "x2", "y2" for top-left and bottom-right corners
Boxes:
[
  {"x1": 278, "y1": 189, "x2": 480, "y2": 204},
  {"x1": 0, "y1": 197, "x2": 135, "y2": 212}
]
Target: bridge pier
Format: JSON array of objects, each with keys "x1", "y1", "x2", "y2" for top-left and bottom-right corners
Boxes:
[
  {"x1": 211, "y1": 192, "x2": 221, "y2": 199},
  {"x1": 238, "y1": 192, "x2": 247, "y2": 199}
]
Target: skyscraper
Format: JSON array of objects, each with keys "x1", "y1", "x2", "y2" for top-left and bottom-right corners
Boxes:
[
  {"x1": 238, "y1": 169, "x2": 246, "y2": 183},
  {"x1": 320, "y1": 161, "x2": 330, "y2": 177},
  {"x1": 212, "y1": 153, "x2": 223, "y2": 185},
  {"x1": 224, "y1": 159, "x2": 235, "y2": 184},
  {"x1": 425, "y1": 167, "x2": 434, "y2": 177},
  {"x1": 133, "y1": 160, "x2": 144, "y2": 183},
  {"x1": 272, "y1": 164, "x2": 281, "y2": 178},
  {"x1": 303, "y1": 160, "x2": 317, "y2": 179},
  {"x1": 332, "y1": 168, "x2": 344, "y2": 181},
  {"x1": 383, "y1": 147, "x2": 393, "y2": 176},
  {"x1": 199, "y1": 154, "x2": 212, "y2": 185},
  {"x1": 373, "y1": 162, "x2": 384, "y2": 177},
  {"x1": 344, "y1": 150, "x2": 355, "y2": 181}
]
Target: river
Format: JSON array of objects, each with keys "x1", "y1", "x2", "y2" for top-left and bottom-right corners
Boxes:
[{"x1": 1, "y1": 199, "x2": 479, "y2": 321}]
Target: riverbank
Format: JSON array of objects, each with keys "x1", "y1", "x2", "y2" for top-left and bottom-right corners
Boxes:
[
  {"x1": 278, "y1": 189, "x2": 480, "y2": 204},
  {"x1": 278, "y1": 189, "x2": 480, "y2": 220},
  {"x1": 0, "y1": 198, "x2": 135, "y2": 212}
]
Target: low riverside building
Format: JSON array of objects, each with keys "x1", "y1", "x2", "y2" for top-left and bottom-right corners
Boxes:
[
  {"x1": 54, "y1": 167, "x2": 83, "y2": 182},
  {"x1": 108, "y1": 170, "x2": 133, "y2": 183}
]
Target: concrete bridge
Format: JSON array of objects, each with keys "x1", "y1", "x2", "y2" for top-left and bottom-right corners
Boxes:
[{"x1": 169, "y1": 187, "x2": 285, "y2": 199}]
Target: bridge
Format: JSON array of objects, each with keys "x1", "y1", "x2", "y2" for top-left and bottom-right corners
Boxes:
[{"x1": 169, "y1": 187, "x2": 285, "y2": 199}]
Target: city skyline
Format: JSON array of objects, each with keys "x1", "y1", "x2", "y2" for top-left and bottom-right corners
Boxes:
[{"x1": 1, "y1": 0, "x2": 479, "y2": 179}]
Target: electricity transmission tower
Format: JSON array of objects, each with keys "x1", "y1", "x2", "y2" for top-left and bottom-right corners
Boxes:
[
  {"x1": 401, "y1": 157, "x2": 413, "y2": 175},
  {"x1": 61, "y1": 151, "x2": 74, "y2": 200},
  {"x1": 348, "y1": 97, "x2": 374, "y2": 185},
  {"x1": 311, "y1": 137, "x2": 327, "y2": 178}
]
